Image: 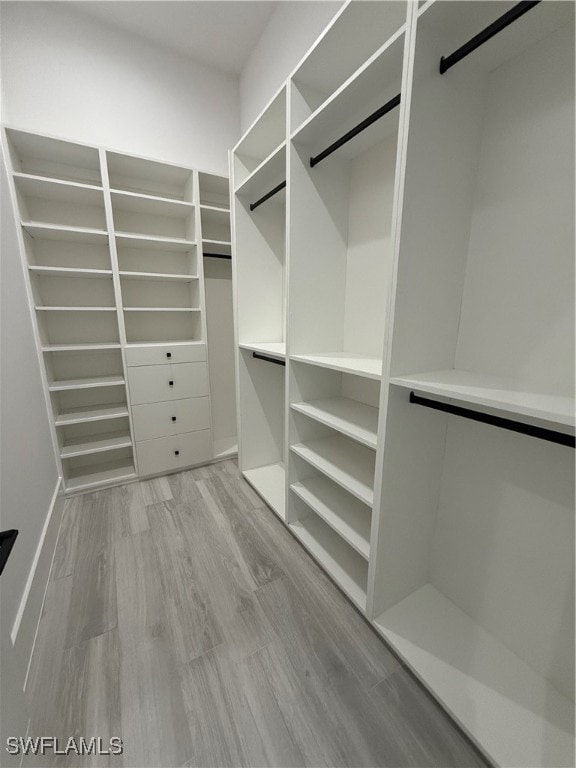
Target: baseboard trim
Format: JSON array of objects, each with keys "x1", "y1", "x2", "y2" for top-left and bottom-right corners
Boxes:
[{"x1": 9, "y1": 477, "x2": 64, "y2": 684}]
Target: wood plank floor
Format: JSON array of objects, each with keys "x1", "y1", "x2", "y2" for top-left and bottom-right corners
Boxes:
[{"x1": 25, "y1": 461, "x2": 488, "y2": 767}]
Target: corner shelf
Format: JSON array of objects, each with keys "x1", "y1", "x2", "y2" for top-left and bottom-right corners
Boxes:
[{"x1": 291, "y1": 397, "x2": 378, "y2": 449}]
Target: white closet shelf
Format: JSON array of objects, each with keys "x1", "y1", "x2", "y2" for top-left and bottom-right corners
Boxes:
[
  {"x1": 29, "y1": 266, "x2": 113, "y2": 279},
  {"x1": 213, "y1": 436, "x2": 238, "y2": 460},
  {"x1": 65, "y1": 458, "x2": 136, "y2": 492},
  {"x1": 200, "y1": 204, "x2": 230, "y2": 214},
  {"x1": 291, "y1": 26, "x2": 404, "y2": 157},
  {"x1": 390, "y1": 369, "x2": 575, "y2": 430},
  {"x1": 289, "y1": 514, "x2": 367, "y2": 610},
  {"x1": 291, "y1": 397, "x2": 378, "y2": 449},
  {"x1": 124, "y1": 340, "x2": 204, "y2": 348},
  {"x1": 54, "y1": 403, "x2": 129, "y2": 426},
  {"x1": 374, "y1": 585, "x2": 575, "y2": 768},
  {"x1": 243, "y1": 462, "x2": 286, "y2": 519},
  {"x1": 291, "y1": 435, "x2": 375, "y2": 507},
  {"x1": 202, "y1": 238, "x2": 231, "y2": 247},
  {"x1": 234, "y1": 141, "x2": 286, "y2": 199},
  {"x1": 14, "y1": 172, "x2": 104, "y2": 196},
  {"x1": 123, "y1": 307, "x2": 201, "y2": 312},
  {"x1": 22, "y1": 222, "x2": 108, "y2": 243},
  {"x1": 48, "y1": 375, "x2": 125, "y2": 392},
  {"x1": 35, "y1": 306, "x2": 116, "y2": 311},
  {"x1": 42, "y1": 343, "x2": 122, "y2": 352},
  {"x1": 59, "y1": 431, "x2": 133, "y2": 459},
  {"x1": 119, "y1": 271, "x2": 198, "y2": 282},
  {"x1": 291, "y1": 352, "x2": 382, "y2": 380},
  {"x1": 291, "y1": 476, "x2": 370, "y2": 559},
  {"x1": 239, "y1": 341, "x2": 285, "y2": 360},
  {"x1": 111, "y1": 189, "x2": 194, "y2": 217},
  {"x1": 115, "y1": 232, "x2": 196, "y2": 251}
]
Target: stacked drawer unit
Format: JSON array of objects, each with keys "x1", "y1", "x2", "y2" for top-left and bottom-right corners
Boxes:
[{"x1": 126, "y1": 342, "x2": 212, "y2": 476}]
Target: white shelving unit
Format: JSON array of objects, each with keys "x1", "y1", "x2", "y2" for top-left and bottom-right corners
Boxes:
[
  {"x1": 2, "y1": 127, "x2": 237, "y2": 491},
  {"x1": 231, "y1": 2, "x2": 575, "y2": 766}
]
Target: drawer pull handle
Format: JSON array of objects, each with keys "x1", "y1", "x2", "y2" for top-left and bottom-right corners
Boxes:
[
  {"x1": 166, "y1": 352, "x2": 172, "y2": 358},
  {"x1": 174, "y1": 450, "x2": 180, "y2": 456},
  {"x1": 169, "y1": 380, "x2": 174, "y2": 386},
  {"x1": 171, "y1": 416, "x2": 177, "y2": 422}
]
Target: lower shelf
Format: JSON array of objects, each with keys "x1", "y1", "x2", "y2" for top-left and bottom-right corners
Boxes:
[
  {"x1": 213, "y1": 436, "x2": 238, "y2": 459},
  {"x1": 243, "y1": 462, "x2": 286, "y2": 519},
  {"x1": 65, "y1": 458, "x2": 136, "y2": 492},
  {"x1": 60, "y1": 431, "x2": 132, "y2": 458},
  {"x1": 374, "y1": 585, "x2": 575, "y2": 768},
  {"x1": 289, "y1": 514, "x2": 367, "y2": 611}
]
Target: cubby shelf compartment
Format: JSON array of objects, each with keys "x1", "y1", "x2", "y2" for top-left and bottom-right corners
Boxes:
[
  {"x1": 29, "y1": 266, "x2": 113, "y2": 279},
  {"x1": 65, "y1": 457, "x2": 136, "y2": 492},
  {"x1": 291, "y1": 26, "x2": 405, "y2": 161},
  {"x1": 59, "y1": 431, "x2": 133, "y2": 459},
  {"x1": 48, "y1": 375, "x2": 125, "y2": 392},
  {"x1": 239, "y1": 342, "x2": 286, "y2": 360},
  {"x1": 21, "y1": 223, "x2": 108, "y2": 243},
  {"x1": 6, "y1": 129, "x2": 102, "y2": 185},
  {"x1": 106, "y1": 152, "x2": 193, "y2": 201},
  {"x1": 119, "y1": 271, "x2": 198, "y2": 282},
  {"x1": 54, "y1": 404, "x2": 129, "y2": 426},
  {"x1": 234, "y1": 86, "x2": 286, "y2": 189},
  {"x1": 291, "y1": 353, "x2": 382, "y2": 381},
  {"x1": 291, "y1": 477, "x2": 370, "y2": 559},
  {"x1": 291, "y1": 397, "x2": 378, "y2": 449},
  {"x1": 391, "y1": 370, "x2": 575, "y2": 431},
  {"x1": 115, "y1": 233, "x2": 196, "y2": 251},
  {"x1": 291, "y1": 435, "x2": 375, "y2": 507},
  {"x1": 289, "y1": 514, "x2": 367, "y2": 610},
  {"x1": 243, "y1": 462, "x2": 286, "y2": 519},
  {"x1": 374, "y1": 585, "x2": 575, "y2": 768}
]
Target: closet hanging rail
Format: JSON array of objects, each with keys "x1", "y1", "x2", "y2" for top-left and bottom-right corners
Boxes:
[
  {"x1": 439, "y1": 0, "x2": 541, "y2": 74},
  {"x1": 309, "y1": 93, "x2": 401, "y2": 168},
  {"x1": 409, "y1": 391, "x2": 575, "y2": 448},
  {"x1": 252, "y1": 352, "x2": 286, "y2": 367},
  {"x1": 250, "y1": 181, "x2": 286, "y2": 211},
  {"x1": 203, "y1": 253, "x2": 231, "y2": 260}
]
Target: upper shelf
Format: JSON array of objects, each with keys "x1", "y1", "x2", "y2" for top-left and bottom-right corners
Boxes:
[
  {"x1": 234, "y1": 142, "x2": 286, "y2": 202},
  {"x1": 5, "y1": 128, "x2": 101, "y2": 185},
  {"x1": 198, "y1": 172, "x2": 230, "y2": 209},
  {"x1": 21, "y1": 222, "x2": 108, "y2": 244},
  {"x1": 239, "y1": 341, "x2": 286, "y2": 360},
  {"x1": 115, "y1": 233, "x2": 196, "y2": 252},
  {"x1": 290, "y1": 0, "x2": 407, "y2": 132},
  {"x1": 390, "y1": 369, "x2": 575, "y2": 431},
  {"x1": 106, "y1": 151, "x2": 194, "y2": 201},
  {"x1": 292, "y1": 28, "x2": 404, "y2": 162},
  {"x1": 14, "y1": 174, "x2": 104, "y2": 204},
  {"x1": 291, "y1": 352, "x2": 382, "y2": 381},
  {"x1": 110, "y1": 189, "x2": 194, "y2": 218}
]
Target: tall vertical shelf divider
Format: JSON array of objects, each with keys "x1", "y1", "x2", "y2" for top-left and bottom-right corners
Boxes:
[
  {"x1": 2, "y1": 127, "x2": 236, "y2": 492},
  {"x1": 231, "y1": 2, "x2": 575, "y2": 766}
]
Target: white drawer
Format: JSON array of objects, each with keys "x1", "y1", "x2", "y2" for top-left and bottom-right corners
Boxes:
[
  {"x1": 125, "y1": 343, "x2": 206, "y2": 367},
  {"x1": 132, "y1": 397, "x2": 210, "y2": 441},
  {"x1": 136, "y1": 430, "x2": 212, "y2": 476},
  {"x1": 128, "y1": 362, "x2": 208, "y2": 405}
]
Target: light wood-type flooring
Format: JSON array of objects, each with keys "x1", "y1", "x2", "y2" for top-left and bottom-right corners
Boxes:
[{"x1": 25, "y1": 460, "x2": 488, "y2": 767}]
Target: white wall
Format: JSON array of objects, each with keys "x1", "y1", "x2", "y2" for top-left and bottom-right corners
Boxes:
[
  {"x1": 0, "y1": 2, "x2": 240, "y2": 175},
  {"x1": 0, "y1": 153, "x2": 61, "y2": 755},
  {"x1": 239, "y1": 0, "x2": 343, "y2": 132}
]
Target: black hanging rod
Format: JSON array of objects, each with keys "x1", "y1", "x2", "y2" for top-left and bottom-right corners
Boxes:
[
  {"x1": 203, "y1": 253, "x2": 231, "y2": 260},
  {"x1": 310, "y1": 93, "x2": 401, "y2": 168},
  {"x1": 252, "y1": 352, "x2": 286, "y2": 367},
  {"x1": 409, "y1": 391, "x2": 575, "y2": 448},
  {"x1": 250, "y1": 181, "x2": 286, "y2": 211},
  {"x1": 439, "y1": 0, "x2": 541, "y2": 74},
  {"x1": 0, "y1": 529, "x2": 19, "y2": 576}
]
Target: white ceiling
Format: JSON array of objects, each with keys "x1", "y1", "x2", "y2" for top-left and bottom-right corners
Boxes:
[{"x1": 70, "y1": 1, "x2": 280, "y2": 75}]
